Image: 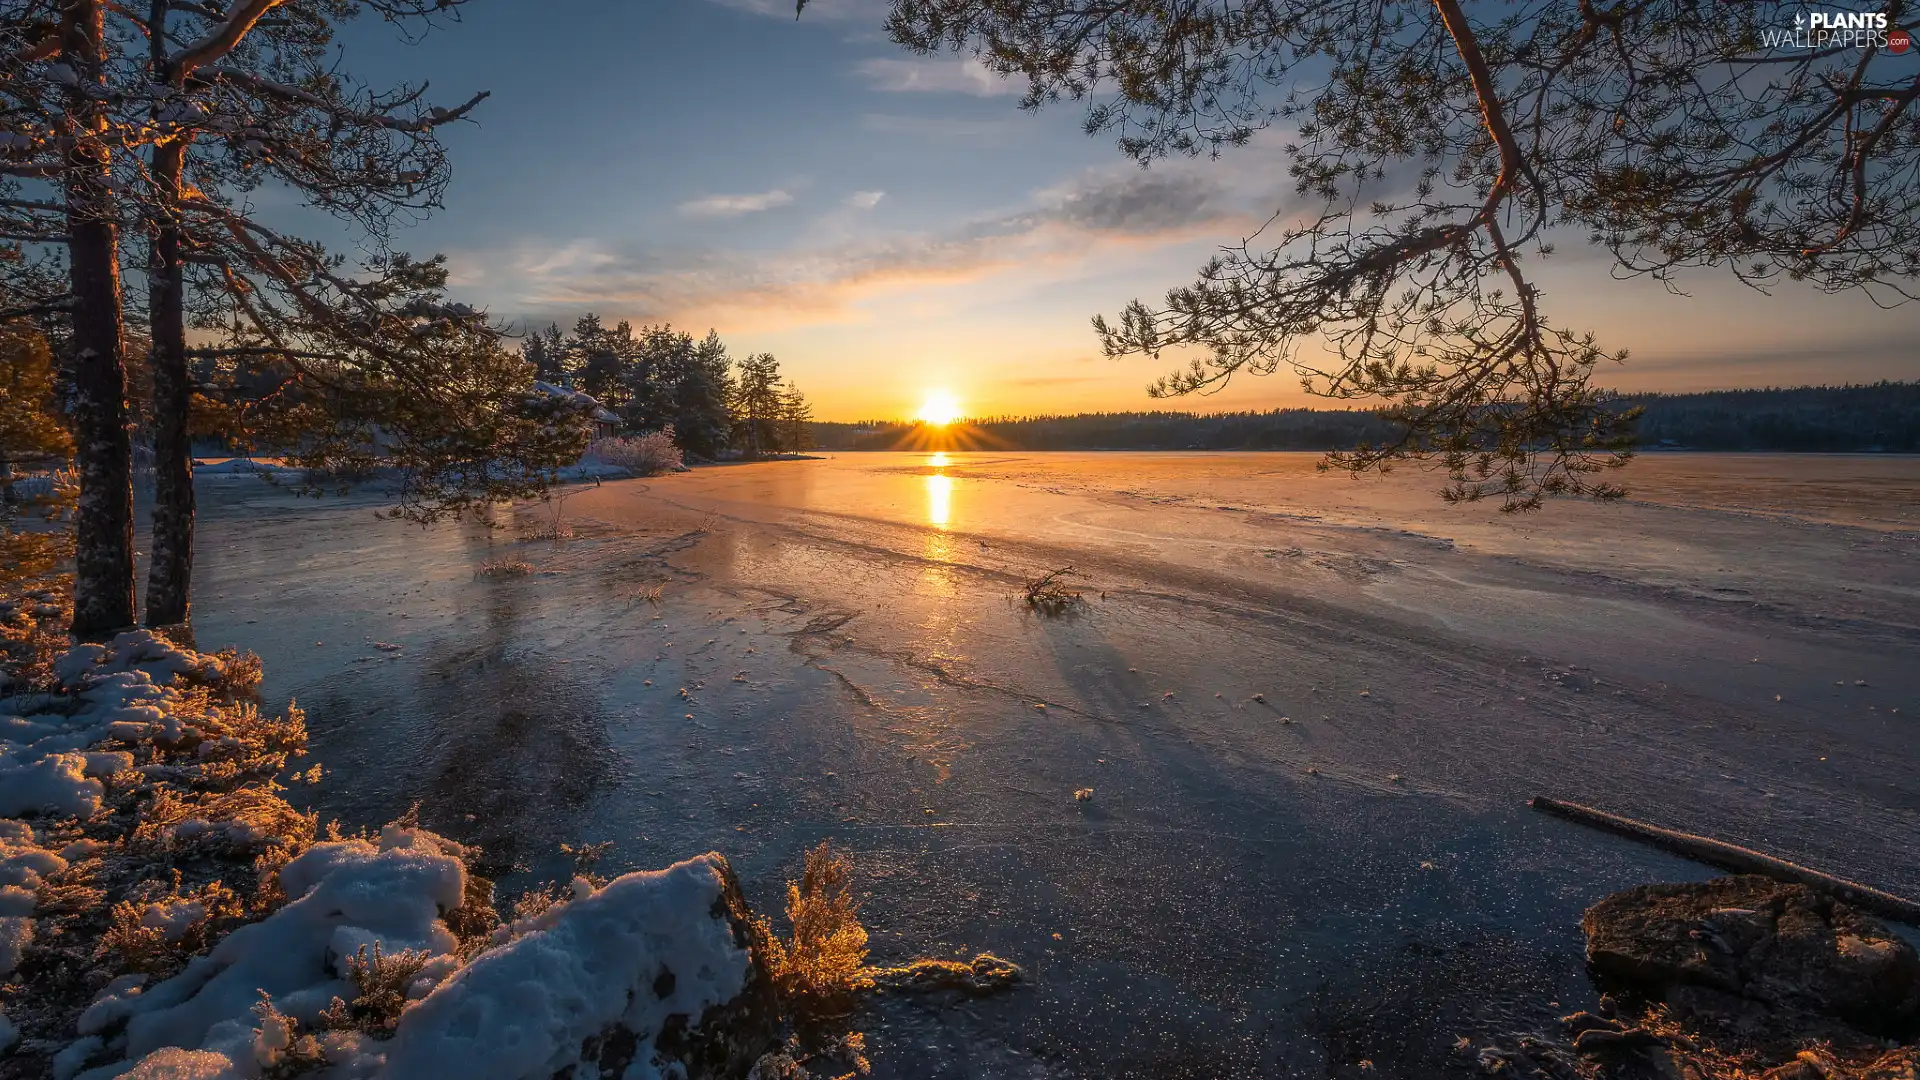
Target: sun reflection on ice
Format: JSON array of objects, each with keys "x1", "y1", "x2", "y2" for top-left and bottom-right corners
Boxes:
[{"x1": 925, "y1": 473, "x2": 952, "y2": 529}]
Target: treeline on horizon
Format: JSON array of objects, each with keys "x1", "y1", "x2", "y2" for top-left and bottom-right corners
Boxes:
[{"x1": 811, "y1": 382, "x2": 1920, "y2": 453}]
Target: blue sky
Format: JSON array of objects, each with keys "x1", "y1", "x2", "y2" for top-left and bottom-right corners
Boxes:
[{"x1": 311, "y1": 0, "x2": 1920, "y2": 421}]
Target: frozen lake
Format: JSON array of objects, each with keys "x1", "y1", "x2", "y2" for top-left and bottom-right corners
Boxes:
[{"x1": 187, "y1": 452, "x2": 1920, "y2": 1078}]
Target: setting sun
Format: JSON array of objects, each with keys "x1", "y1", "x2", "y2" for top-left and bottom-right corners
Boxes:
[{"x1": 916, "y1": 391, "x2": 963, "y2": 427}]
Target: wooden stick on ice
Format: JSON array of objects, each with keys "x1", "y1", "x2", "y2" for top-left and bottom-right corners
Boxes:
[{"x1": 1528, "y1": 796, "x2": 1920, "y2": 926}]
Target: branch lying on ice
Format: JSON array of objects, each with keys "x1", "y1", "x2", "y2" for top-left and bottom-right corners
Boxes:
[{"x1": 1529, "y1": 796, "x2": 1920, "y2": 925}]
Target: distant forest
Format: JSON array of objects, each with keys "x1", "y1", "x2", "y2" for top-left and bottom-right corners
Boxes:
[{"x1": 812, "y1": 383, "x2": 1920, "y2": 453}]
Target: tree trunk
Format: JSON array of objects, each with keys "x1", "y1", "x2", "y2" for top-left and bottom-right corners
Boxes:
[
  {"x1": 62, "y1": 0, "x2": 138, "y2": 640},
  {"x1": 144, "y1": 135, "x2": 194, "y2": 628}
]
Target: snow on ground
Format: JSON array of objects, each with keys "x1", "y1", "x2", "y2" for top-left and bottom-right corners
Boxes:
[
  {"x1": 72, "y1": 845, "x2": 752, "y2": 1079},
  {"x1": 4, "y1": 631, "x2": 766, "y2": 1080},
  {"x1": 0, "y1": 629, "x2": 245, "y2": 983},
  {"x1": 1, "y1": 631, "x2": 239, "y2": 820},
  {"x1": 75, "y1": 823, "x2": 469, "y2": 1078}
]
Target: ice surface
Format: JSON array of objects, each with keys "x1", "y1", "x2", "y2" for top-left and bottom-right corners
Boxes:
[{"x1": 183, "y1": 451, "x2": 1920, "y2": 1078}]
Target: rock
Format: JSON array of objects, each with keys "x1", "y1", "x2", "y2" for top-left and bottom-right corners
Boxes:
[
  {"x1": 650, "y1": 857, "x2": 782, "y2": 1079},
  {"x1": 559, "y1": 855, "x2": 780, "y2": 1080},
  {"x1": 1582, "y1": 876, "x2": 1920, "y2": 1036},
  {"x1": 376, "y1": 851, "x2": 776, "y2": 1080}
]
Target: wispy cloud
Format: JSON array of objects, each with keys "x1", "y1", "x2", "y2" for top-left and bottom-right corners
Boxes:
[
  {"x1": 845, "y1": 190, "x2": 886, "y2": 210},
  {"x1": 494, "y1": 166, "x2": 1261, "y2": 333},
  {"x1": 521, "y1": 239, "x2": 619, "y2": 276},
  {"x1": 678, "y1": 189, "x2": 795, "y2": 218},
  {"x1": 854, "y1": 57, "x2": 1020, "y2": 97}
]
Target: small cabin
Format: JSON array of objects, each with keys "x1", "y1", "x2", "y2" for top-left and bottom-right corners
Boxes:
[{"x1": 531, "y1": 381, "x2": 619, "y2": 440}]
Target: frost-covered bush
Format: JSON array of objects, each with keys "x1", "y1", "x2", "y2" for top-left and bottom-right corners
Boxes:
[
  {"x1": 586, "y1": 429, "x2": 683, "y2": 476},
  {"x1": 758, "y1": 841, "x2": 872, "y2": 1015}
]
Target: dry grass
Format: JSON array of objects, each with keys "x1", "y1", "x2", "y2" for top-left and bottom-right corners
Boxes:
[
  {"x1": 254, "y1": 995, "x2": 332, "y2": 1079},
  {"x1": 317, "y1": 942, "x2": 431, "y2": 1036},
  {"x1": 749, "y1": 1031, "x2": 872, "y2": 1080},
  {"x1": 131, "y1": 784, "x2": 318, "y2": 857},
  {"x1": 562, "y1": 840, "x2": 615, "y2": 887},
  {"x1": 1628, "y1": 1004, "x2": 1918, "y2": 1080},
  {"x1": 1480, "y1": 1003, "x2": 1920, "y2": 1080},
  {"x1": 759, "y1": 841, "x2": 874, "y2": 1016},
  {"x1": 0, "y1": 599, "x2": 323, "y2": 1067},
  {"x1": 476, "y1": 558, "x2": 535, "y2": 577},
  {"x1": 101, "y1": 875, "x2": 246, "y2": 975},
  {"x1": 1021, "y1": 566, "x2": 1085, "y2": 615},
  {"x1": 508, "y1": 882, "x2": 565, "y2": 924},
  {"x1": 200, "y1": 648, "x2": 264, "y2": 698},
  {"x1": 521, "y1": 517, "x2": 575, "y2": 542},
  {"x1": 754, "y1": 842, "x2": 1022, "y2": 1024},
  {"x1": 588, "y1": 431, "x2": 683, "y2": 476},
  {"x1": 446, "y1": 872, "x2": 503, "y2": 960}
]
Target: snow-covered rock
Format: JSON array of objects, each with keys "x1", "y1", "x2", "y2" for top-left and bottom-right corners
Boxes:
[{"x1": 383, "y1": 853, "x2": 776, "y2": 1080}]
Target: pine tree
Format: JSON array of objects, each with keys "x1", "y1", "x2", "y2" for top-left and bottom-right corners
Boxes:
[
  {"x1": 541, "y1": 324, "x2": 567, "y2": 384},
  {"x1": 673, "y1": 330, "x2": 735, "y2": 461},
  {"x1": 731, "y1": 352, "x2": 783, "y2": 459},
  {"x1": 523, "y1": 331, "x2": 561, "y2": 387},
  {"x1": 572, "y1": 316, "x2": 630, "y2": 412},
  {"x1": 619, "y1": 323, "x2": 691, "y2": 434},
  {"x1": 780, "y1": 385, "x2": 815, "y2": 454}
]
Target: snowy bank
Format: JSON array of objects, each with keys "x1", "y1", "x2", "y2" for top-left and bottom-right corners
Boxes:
[
  {"x1": 1, "y1": 628, "x2": 778, "y2": 1080},
  {"x1": 67, "y1": 843, "x2": 774, "y2": 1079}
]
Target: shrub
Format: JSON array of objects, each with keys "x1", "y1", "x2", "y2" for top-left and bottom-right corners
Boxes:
[
  {"x1": 1022, "y1": 566, "x2": 1084, "y2": 615},
  {"x1": 318, "y1": 942, "x2": 431, "y2": 1036},
  {"x1": 758, "y1": 841, "x2": 873, "y2": 1015},
  {"x1": 587, "y1": 429, "x2": 683, "y2": 476}
]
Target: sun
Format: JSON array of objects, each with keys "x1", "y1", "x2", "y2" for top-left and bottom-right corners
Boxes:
[{"x1": 916, "y1": 390, "x2": 963, "y2": 427}]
